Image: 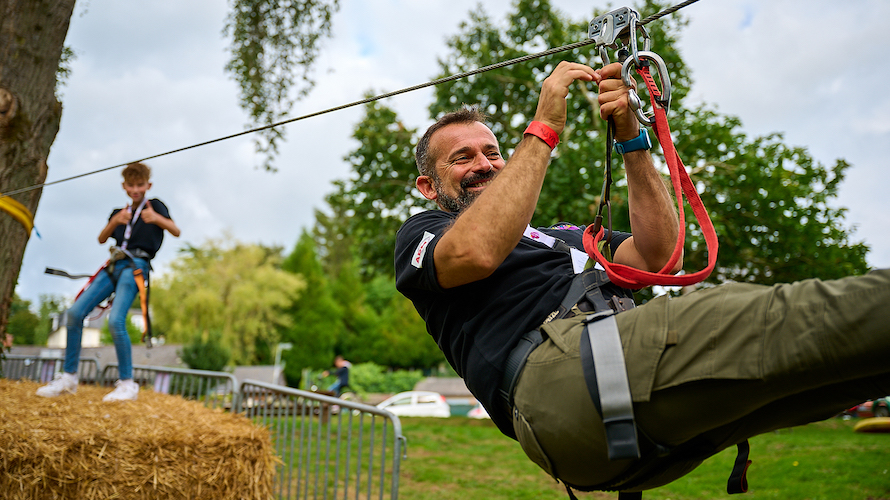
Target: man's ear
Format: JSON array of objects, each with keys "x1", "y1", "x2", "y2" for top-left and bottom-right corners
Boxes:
[{"x1": 416, "y1": 175, "x2": 438, "y2": 201}]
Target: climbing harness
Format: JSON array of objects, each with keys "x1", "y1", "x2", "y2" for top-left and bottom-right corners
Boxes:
[
  {"x1": 132, "y1": 268, "x2": 153, "y2": 347},
  {"x1": 44, "y1": 200, "x2": 155, "y2": 346},
  {"x1": 557, "y1": 7, "x2": 741, "y2": 500},
  {"x1": 584, "y1": 7, "x2": 718, "y2": 290}
]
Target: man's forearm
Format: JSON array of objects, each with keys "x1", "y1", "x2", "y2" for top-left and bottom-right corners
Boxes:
[
  {"x1": 434, "y1": 136, "x2": 553, "y2": 288},
  {"x1": 622, "y1": 149, "x2": 681, "y2": 272}
]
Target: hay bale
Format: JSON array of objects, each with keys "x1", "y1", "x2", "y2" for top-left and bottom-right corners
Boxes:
[{"x1": 0, "y1": 379, "x2": 278, "y2": 499}]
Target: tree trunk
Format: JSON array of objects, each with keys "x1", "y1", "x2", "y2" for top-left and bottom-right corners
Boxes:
[{"x1": 0, "y1": 0, "x2": 76, "y2": 335}]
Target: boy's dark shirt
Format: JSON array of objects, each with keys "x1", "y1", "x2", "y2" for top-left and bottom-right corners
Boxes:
[{"x1": 109, "y1": 198, "x2": 171, "y2": 259}]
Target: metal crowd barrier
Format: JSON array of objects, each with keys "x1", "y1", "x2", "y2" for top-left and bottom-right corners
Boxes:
[
  {"x1": 240, "y1": 380, "x2": 406, "y2": 500},
  {"x1": 1, "y1": 357, "x2": 406, "y2": 499},
  {"x1": 102, "y1": 363, "x2": 239, "y2": 410},
  {"x1": 1, "y1": 354, "x2": 101, "y2": 384}
]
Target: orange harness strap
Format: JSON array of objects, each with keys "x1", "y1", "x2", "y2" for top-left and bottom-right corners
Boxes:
[{"x1": 132, "y1": 268, "x2": 152, "y2": 347}]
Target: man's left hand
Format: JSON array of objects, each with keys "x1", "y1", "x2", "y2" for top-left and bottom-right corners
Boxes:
[{"x1": 596, "y1": 62, "x2": 641, "y2": 142}]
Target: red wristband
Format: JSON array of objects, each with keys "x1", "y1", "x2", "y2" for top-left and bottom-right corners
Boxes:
[{"x1": 524, "y1": 121, "x2": 559, "y2": 149}]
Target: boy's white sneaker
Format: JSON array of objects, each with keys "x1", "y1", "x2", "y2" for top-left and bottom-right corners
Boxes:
[
  {"x1": 103, "y1": 379, "x2": 139, "y2": 402},
  {"x1": 36, "y1": 372, "x2": 78, "y2": 397}
]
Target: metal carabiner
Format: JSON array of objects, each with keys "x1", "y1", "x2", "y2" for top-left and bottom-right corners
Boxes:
[
  {"x1": 620, "y1": 50, "x2": 672, "y2": 126},
  {"x1": 627, "y1": 21, "x2": 652, "y2": 69}
]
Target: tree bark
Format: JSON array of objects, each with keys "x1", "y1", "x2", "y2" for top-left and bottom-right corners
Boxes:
[{"x1": 0, "y1": 0, "x2": 76, "y2": 335}]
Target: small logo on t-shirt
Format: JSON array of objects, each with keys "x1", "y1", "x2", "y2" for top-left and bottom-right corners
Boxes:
[{"x1": 412, "y1": 231, "x2": 435, "y2": 269}]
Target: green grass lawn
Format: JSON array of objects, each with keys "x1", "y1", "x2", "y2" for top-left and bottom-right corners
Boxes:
[{"x1": 396, "y1": 417, "x2": 890, "y2": 500}]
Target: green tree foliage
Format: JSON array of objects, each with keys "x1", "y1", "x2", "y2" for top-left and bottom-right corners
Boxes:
[
  {"x1": 151, "y1": 236, "x2": 305, "y2": 365},
  {"x1": 99, "y1": 313, "x2": 142, "y2": 346},
  {"x1": 224, "y1": 0, "x2": 340, "y2": 170},
  {"x1": 7, "y1": 294, "x2": 39, "y2": 345},
  {"x1": 6, "y1": 294, "x2": 66, "y2": 347},
  {"x1": 326, "y1": 257, "x2": 384, "y2": 362},
  {"x1": 180, "y1": 329, "x2": 232, "y2": 372},
  {"x1": 321, "y1": 98, "x2": 428, "y2": 278},
  {"x1": 671, "y1": 107, "x2": 868, "y2": 284},
  {"x1": 34, "y1": 295, "x2": 67, "y2": 347},
  {"x1": 320, "y1": 0, "x2": 868, "y2": 292},
  {"x1": 346, "y1": 361, "x2": 425, "y2": 395},
  {"x1": 279, "y1": 230, "x2": 343, "y2": 385},
  {"x1": 365, "y1": 276, "x2": 444, "y2": 369}
]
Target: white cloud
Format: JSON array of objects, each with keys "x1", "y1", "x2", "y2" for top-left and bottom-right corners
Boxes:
[{"x1": 15, "y1": 0, "x2": 890, "y2": 306}]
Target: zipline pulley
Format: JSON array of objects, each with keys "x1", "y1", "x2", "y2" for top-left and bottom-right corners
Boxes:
[{"x1": 589, "y1": 7, "x2": 671, "y2": 125}]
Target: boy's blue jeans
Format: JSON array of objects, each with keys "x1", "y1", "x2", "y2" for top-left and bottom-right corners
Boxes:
[{"x1": 64, "y1": 258, "x2": 149, "y2": 380}]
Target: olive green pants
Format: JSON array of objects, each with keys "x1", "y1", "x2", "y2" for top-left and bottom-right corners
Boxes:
[{"x1": 512, "y1": 269, "x2": 890, "y2": 491}]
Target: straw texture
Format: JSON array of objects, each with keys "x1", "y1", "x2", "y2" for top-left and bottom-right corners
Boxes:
[{"x1": 0, "y1": 379, "x2": 277, "y2": 499}]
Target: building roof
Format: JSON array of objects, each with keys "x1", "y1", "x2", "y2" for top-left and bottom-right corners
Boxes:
[
  {"x1": 414, "y1": 377, "x2": 472, "y2": 397},
  {"x1": 231, "y1": 366, "x2": 287, "y2": 387}
]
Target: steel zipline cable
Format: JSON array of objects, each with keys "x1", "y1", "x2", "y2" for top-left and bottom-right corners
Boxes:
[{"x1": 1, "y1": 0, "x2": 700, "y2": 199}]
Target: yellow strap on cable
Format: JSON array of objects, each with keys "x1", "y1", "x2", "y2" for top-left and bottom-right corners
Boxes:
[{"x1": 0, "y1": 194, "x2": 34, "y2": 234}]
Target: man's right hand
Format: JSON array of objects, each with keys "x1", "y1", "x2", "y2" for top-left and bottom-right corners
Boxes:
[
  {"x1": 533, "y1": 61, "x2": 598, "y2": 136},
  {"x1": 596, "y1": 62, "x2": 642, "y2": 142}
]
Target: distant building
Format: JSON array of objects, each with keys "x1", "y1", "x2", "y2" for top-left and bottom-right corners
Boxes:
[
  {"x1": 232, "y1": 366, "x2": 288, "y2": 387},
  {"x1": 46, "y1": 308, "x2": 149, "y2": 349},
  {"x1": 414, "y1": 376, "x2": 475, "y2": 399},
  {"x1": 46, "y1": 309, "x2": 104, "y2": 348}
]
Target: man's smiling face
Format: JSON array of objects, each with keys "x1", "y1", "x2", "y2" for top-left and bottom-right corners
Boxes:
[{"x1": 423, "y1": 121, "x2": 505, "y2": 213}]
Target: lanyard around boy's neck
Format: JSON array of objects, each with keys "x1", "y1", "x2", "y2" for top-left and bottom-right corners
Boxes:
[{"x1": 122, "y1": 197, "x2": 148, "y2": 250}]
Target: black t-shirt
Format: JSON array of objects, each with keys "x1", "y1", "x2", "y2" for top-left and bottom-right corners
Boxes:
[
  {"x1": 395, "y1": 210, "x2": 632, "y2": 437},
  {"x1": 109, "y1": 198, "x2": 171, "y2": 259}
]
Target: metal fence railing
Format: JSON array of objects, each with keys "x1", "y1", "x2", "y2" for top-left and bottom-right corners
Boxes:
[
  {"x1": 1, "y1": 354, "x2": 101, "y2": 384},
  {"x1": 240, "y1": 380, "x2": 406, "y2": 500},
  {"x1": 1, "y1": 357, "x2": 406, "y2": 499},
  {"x1": 102, "y1": 363, "x2": 239, "y2": 410}
]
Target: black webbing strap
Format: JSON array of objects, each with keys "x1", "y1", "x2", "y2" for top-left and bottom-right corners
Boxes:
[
  {"x1": 727, "y1": 440, "x2": 752, "y2": 494},
  {"x1": 579, "y1": 309, "x2": 640, "y2": 461},
  {"x1": 499, "y1": 329, "x2": 544, "y2": 405}
]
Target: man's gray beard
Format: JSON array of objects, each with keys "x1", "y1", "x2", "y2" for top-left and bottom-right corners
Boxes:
[
  {"x1": 433, "y1": 170, "x2": 496, "y2": 213},
  {"x1": 435, "y1": 185, "x2": 480, "y2": 213}
]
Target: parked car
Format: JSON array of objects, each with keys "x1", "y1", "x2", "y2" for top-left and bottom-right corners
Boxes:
[
  {"x1": 376, "y1": 391, "x2": 451, "y2": 418},
  {"x1": 843, "y1": 397, "x2": 890, "y2": 418},
  {"x1": 467, "y1": 403, "x2": 491, "y2": 419}
]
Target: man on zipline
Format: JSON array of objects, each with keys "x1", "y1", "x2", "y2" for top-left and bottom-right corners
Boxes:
[{"x1": 395, "y1": 60, "x2": 890, "y2": 496}]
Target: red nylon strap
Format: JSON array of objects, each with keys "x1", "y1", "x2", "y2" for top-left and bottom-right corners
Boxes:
[
  {"x1": 75, "y1": 260, "x2": 114, "y2": 321},
  {"x1": 74, "y1": 260, "x2": 109, "y2": 302},
  {"x1": 582, "y1": 65, "x2": 718, "y2": 289}
]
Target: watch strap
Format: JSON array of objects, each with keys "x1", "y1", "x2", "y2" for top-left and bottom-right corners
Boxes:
[{"x1": 614, "y1": 129, "x2": 651, "y2": 154}]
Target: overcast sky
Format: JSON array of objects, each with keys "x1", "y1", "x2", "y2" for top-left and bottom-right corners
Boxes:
[{"x1": 14, "y1": 0, "x2": 890, "y2": 305}]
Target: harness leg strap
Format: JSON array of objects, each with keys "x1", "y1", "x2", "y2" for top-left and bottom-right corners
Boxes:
[
  {"x1": 133, "y1": 268, "x2": 153, "y2": 347},
  {"x1": 579, "y1": 310, "x2": 640, "y2": 461}
]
